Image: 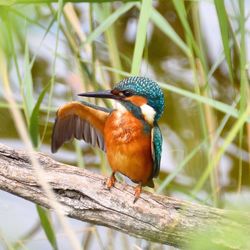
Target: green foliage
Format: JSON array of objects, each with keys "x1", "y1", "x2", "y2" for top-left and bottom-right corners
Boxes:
[
  {"x1": 193, "y1": 106, "x2": 250, "y2": 193},
  {"x1": 214, "y1": 0, "x2": 234, "y2": 83},
  {"x1": 36, "y1": 205, "x2": 58, "y2": 250},
  {"x1": 131, "y1": 0, "x2": 152, "y2": 75},
  {"x1": 187, "y1": 210, "x2": 250, "y2": 250},
  {"x1": 85, "y1": 2, "x2": 136, "y2": 45},
  {"x1": 29, "y1": 82, "x2": 51, "y2": 148},
  {"x1": 151, "y1": 9, "x2": 190, "y2": 56},
  {"x1": 0, "y1": 0, "x2": 249, "y2": 249}
]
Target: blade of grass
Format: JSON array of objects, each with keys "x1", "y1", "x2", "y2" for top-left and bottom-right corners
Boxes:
[
  {"x1": 22, "y1": 35, "x2": 35, "y2": 125},
  {"x1": 30, "y1": 13, "x2": 57, "y2": 67},
  {"x1": 172, "y1": 0, "x2": 207, "y2": 72},
  {"x1": 157, "y1": 140, "x2": 205, "y2": 194},
  {"x1": 97, "y1": 3, "x2": 123, "y2": 82},
  {"x1": 196, "y1": 57, "x2": 219, "y2": 206},
  {"x1": 4, "y1": 14, "x2": 22, "y2": 89},
  {"x1": 173, "y1": 2, "x2": 210, "y2": 176},
  {"x1": 10, "y1": 7, "x2": 67, "y2": 46},
  {"x1": 214, "y1": 0, "x2": 234, "y2": 83},
  {"x1": 29, "y1": 82, "x2": 51, "y2": 148},
  {"x1": 0, "y1": 230, "x2": 14, "y2": 250},
  {"x1": 131, "y1": 0, "x2": 152, "y2": 75},
  {"x1": 238, "y1": 0, "x2": 249, "y2": 192},
  {"x1": 100, "y1": 65, "x2": 132, "y2": 78},
  {"x1": 89, "y1": 3, "x2": 96, "y2": 86},
  {"x1": 85, "y1": 2, "x2": 136, "y2": 45},
  {"x1": 40, "y1": 2, "x2": 63, "y2": 144},
  {"x1": 208, "y1": 46, "x2": 229, "y2": 80},
  {"x1": 150, "y1": 8, "x2": 191, "y2": 57},
  {"x1": 36, "y1": 205, "x2": 58, "y2": 250},
  {"x1": 19, "y1": 5, "x2": 63, "y2": 250},
  {"x1": 0, "y1": 102, "x2": 57, "y2": 112},
  {"x1": 192, "y1": 105, "x2": 250, "y2": 194},
  {"x1": 36, "y1": 3, "x2": 82, "y2": 249},
  {"x1": 12, "y1": 221, "x2": 41, "y2": 249},
  {"x1": 211, "y1": 95, "x2": 240, "y2": 149},
  {"x1": 0, "y1": 43, "x2": 82, "y2": 250},
  {"x1": 158, "y1": 81, "x2": 250, "y2": 123}
]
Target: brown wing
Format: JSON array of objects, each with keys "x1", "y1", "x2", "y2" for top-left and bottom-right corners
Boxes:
[{"x1": 51, "y1": 101, "x2": 110, "y2": 153}]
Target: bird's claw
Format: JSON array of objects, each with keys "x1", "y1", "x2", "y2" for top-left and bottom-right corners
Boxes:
[
  {"x1": 133, "y1": 183, "x2": 142, "y2": 203},
  {"x1": 106, "y1": 172, "x2": 116, "y2": 190}
]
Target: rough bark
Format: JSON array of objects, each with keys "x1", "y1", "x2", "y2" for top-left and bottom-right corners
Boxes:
[{"x1": 0, "y1": 143, "x2": 249, "y2": 249}]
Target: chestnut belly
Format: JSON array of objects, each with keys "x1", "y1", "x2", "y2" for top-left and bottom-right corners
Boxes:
[{"x1": 104, "y1": 111, "x2": 153, "y2": 185}]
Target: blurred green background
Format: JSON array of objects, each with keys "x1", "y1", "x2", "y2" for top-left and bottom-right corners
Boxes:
[{"x1": 0, "y1": 0, "x2": 249, "y2": 249}]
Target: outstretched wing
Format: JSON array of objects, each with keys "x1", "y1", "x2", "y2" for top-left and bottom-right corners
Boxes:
[
  {"x1": 151, "y1": 124, "x2": 162, "y2": 178},
  {"x1": 51, "y1": 101, "x2": 112, "y2": 153}
]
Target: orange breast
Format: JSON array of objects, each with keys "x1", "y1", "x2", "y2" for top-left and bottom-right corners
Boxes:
[{"x1": 104, "y1": 110, "x2": 153, "y2": 185}]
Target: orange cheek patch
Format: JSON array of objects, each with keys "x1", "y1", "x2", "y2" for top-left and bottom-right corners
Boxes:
[{"x1": 126, "y1": 96, "x2": 147, "y2": 106}]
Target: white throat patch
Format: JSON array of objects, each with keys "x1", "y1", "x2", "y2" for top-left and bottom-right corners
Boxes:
[
  {"x1": 140, "y1": 104, "x2": 156, "y2": 125},
  {"x1": 116, "y1": 102, "x2": 127, "y2": 113}
]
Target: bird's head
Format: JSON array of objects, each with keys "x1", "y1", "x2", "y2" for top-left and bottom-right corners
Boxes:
[{"x1": 78, "y1": 76, "x2": 165, "y2": 123}]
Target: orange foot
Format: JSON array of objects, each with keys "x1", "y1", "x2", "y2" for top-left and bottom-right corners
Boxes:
[
  {"x1": 133, "y1": 183, "x2": 142, "y2": 203},
  {"x1": 106, "y1": 172, "x2": 116, "y2": 190}
]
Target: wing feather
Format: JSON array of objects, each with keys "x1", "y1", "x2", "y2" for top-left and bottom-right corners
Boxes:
[
  {"x1": 51, "y1": 101, "x2": 111, "y2": 153},
  {"x1": 151, "y1": 124, "x2": 162, "y2": 178}
]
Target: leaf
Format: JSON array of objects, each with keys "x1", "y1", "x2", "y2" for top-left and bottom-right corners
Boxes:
[
  {"x1": 29, "y1": 82, "x2": 51, "y2": 148},
  {"x1": 131, "y1": 0, "x2": 152, "y2": 75},
  {"x1": 150, "y1": 9, "x2": 190, "y2": 57},
  {"x1": 85, "y1": 2, "x2": 136, "y2": 45},
  {"x1": 158, "y1": 81, "x2": 250, "y2": 123},
  {"x1": 192, "y1": 106, "x2": 250, "y2": 193},
  {"x1": 37, "y1": 205, "x2": 58, "y2": 250},
  {"x1": 172, "y1": 0, "x2": 207, "y2": 70},
  {"x1": 157, "y1": 141, "x2": 205, "y2": 194},
  {"x1": 214, "y1": 0, "x2": 234, "y2": 83},
  {"x1": 23, "y1": 36, "x2": 35, "y2": 122}
]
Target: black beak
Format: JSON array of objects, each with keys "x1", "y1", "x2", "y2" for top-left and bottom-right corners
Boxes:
[{"x1": 78, "y1": 90, "x2": 121, "y2": 100}]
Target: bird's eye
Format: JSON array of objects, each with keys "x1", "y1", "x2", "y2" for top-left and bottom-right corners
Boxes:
[{"x1": 123, "y1": 90, "x2": 132, "y2": 97}]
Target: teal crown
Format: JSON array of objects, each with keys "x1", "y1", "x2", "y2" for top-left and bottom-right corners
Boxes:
[{"x1": 114, "y1": 76, "x2": 165, "y2": 120}]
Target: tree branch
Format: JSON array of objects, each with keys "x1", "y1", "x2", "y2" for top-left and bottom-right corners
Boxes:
[{"x1": 0, "y1": 143, "x2": 250, "y2": 249}]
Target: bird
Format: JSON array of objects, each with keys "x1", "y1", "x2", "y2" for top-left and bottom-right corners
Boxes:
[{"x1": 51, "y1": 76, "x2": 165, "y2": 202}]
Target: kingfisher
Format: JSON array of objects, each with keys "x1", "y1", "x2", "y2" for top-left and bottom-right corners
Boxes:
[{"x1": 51, "y1": 76, "x2": 165, "y2": 202}]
